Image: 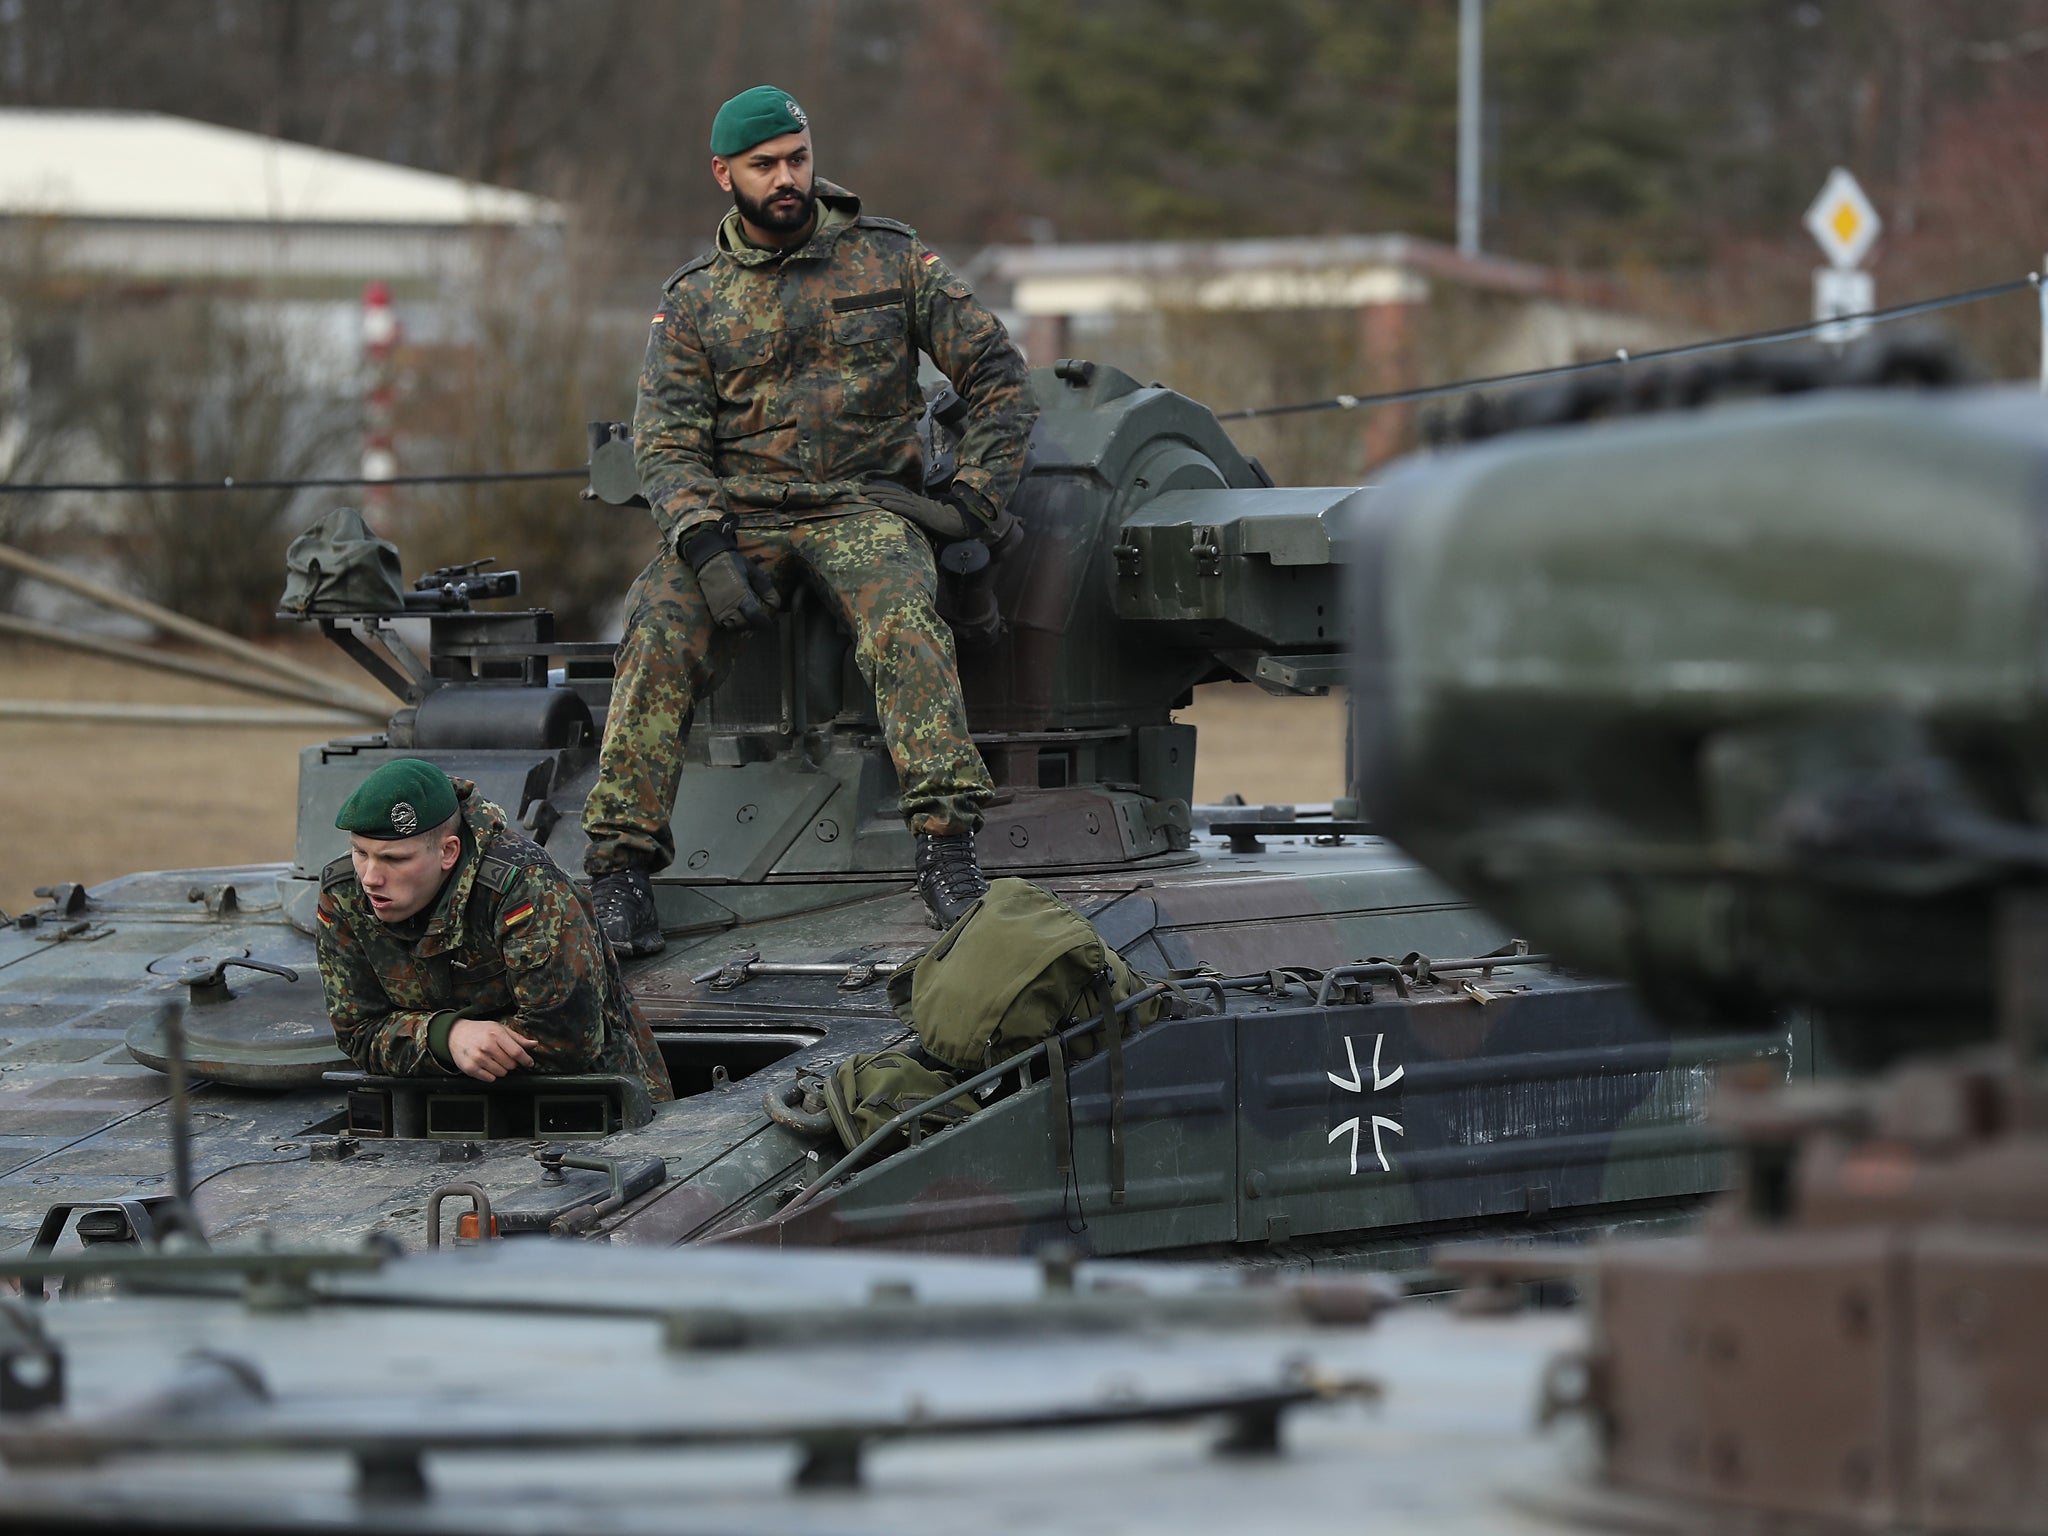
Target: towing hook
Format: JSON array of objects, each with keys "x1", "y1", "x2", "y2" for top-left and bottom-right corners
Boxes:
[{"x1": 763, "y1": 1073, "x2": 835, "y2": 1138}]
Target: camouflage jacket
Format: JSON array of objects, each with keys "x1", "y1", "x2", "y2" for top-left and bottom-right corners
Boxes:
[
  {"x1": 315, "y1": 784, "x2": 674, "y2": 1102},
  {"x1": 632, "y1": 180, "x2": 1038, "y2": 547}
]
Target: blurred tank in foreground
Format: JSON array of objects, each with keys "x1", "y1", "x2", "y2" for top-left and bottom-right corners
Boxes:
[
  {"x1": 1354, "y1": 365, "x2": 2038, "y2": 1066},
  {"x1": 0, "y1": 1239, "x2": 1584, "y2": 1534},
  {"x1": 1348, "y1": 369, "x2": 2048, "y2": 1533}
]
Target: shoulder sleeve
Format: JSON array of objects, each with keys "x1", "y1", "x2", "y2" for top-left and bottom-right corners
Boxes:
[
  {"x1": 911, "y1": 238, "x2": 1038, "y2": 522},
  {"x1": 633, "y1": 276, "x2": 729, "y2": 549},
  {"x1": 855, "y1": 214, "x2": 918, "y2": 239},
  {"x1": 664, "y1": 251, "x2": 717, "y2": 290},
  {"x1": 473, "y1": 852, "x2": 521, "y2": 897},
  {"x1": 465, "y1": 832, "x2": 547, "y2": 929},
  {"x1": 495, "y1": 863, "x2": 610, "y2": 1072}
]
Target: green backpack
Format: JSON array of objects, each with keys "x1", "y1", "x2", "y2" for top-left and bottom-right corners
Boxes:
[
  {"x1": 866, "y1": 878, "x2": 1172, "y2": 1209},
  {"x1": 280, "y1": 507, "x2": 404, "y2": 616},
  {"x1": 887, "y1": 877, "x2": 1165, "y2": 1073}
]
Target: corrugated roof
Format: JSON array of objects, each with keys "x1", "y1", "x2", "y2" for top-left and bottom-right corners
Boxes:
[{"x1": 0, "y1": 109, "x2": 560, "y2": 226}]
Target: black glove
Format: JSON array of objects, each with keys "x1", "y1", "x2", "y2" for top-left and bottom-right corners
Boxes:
[
  {"x1": 861, "y1": 479, "x2": 988, "y2": 542},
  {"x1": 681, "y1": 517, "x2": 779, "y2": 631}
]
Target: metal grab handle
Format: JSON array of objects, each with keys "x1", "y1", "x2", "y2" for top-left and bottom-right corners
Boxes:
[
  {"x1": 425, "y1": 1182, "x2": 494, "y2": 1248},
  {"x1": 1311, "y1": 949, "x2": 1548, "y2": 1006},
  {"x1": 178, "y1": 957, "x2": 301, "y2": 987},
  {"x1": 176, "y1": 956, "x2": 302, "y2": 1007},
  {"x1": 535, "y1": 1149, "x2": 651, "y2": 1235},
  {"x1": 781, "y1": 983, "x2": 1170, "y2": 1216},
  {"x1": 535, "y1": 1149, "x2": 627, "y2": 1203}
]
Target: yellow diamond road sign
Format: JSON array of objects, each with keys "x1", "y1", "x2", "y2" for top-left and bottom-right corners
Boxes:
[{"x1": 1804, "y1": 167, "x2": 1881, "y2": 270}]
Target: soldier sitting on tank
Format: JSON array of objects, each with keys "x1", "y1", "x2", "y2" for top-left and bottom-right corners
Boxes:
[
  {"x1": 316, "y1": 759, "x2": 674, "y2": 1101},
  {"x1": 581, "y1": 84, "x2": 1039, "y2": 956}
]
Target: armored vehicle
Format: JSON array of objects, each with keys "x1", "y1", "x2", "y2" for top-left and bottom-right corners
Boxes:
[
  {"x1": 0, "y1": 1225, "x2": 1555, "y2": 1534},
  {"x1": 1, "y1": 361, "x2": 1790, "y2": 1266},
  {"x1": 7, "y1": 364, "x2": 2039, "y2": 1536}
]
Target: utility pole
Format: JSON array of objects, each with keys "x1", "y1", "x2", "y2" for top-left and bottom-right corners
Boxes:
[{"x1": 1457, "y1": 0, "x2": 1483, "y2": 256}]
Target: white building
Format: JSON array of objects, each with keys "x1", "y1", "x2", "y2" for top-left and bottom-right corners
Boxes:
[
  {"x1": 973, "y1": 233, "x2": 1693, "y2": 475},
  {"x1": 0, "y1": 109, "x2": 577, "y2": 493},
  {"x1": 0, "y1": 111, "x2": 577, "y2": 628},
  {"x1": 978, "y1": 233, "x2": 1684, "y2": 377},
  {"x1": 0, "y1": 109, "x2": 563, "y2": 290}
]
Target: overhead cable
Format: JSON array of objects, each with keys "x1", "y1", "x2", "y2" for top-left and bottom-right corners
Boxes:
[
  {"x1": 0, "y1": 467, "x2": 586, "y2": 497},
  {"x1": 1216, "y1": 274, "x2": 2041, "y2": 422},
  {"x1": 1, "y1": 275, "x2": 2037, "y2": 491}
]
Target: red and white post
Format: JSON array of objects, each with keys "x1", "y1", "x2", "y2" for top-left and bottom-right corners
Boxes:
[{"x1": 361, "y1": 281, "x2": 400, "y2": 516}]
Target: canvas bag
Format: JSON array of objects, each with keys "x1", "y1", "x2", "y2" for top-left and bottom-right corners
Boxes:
[
  {"x1": 881, "y1": 878, "x2": 1175, "y2": 1209},
  {"x1": 886, "y1": 877, "x2": 1165, "y2": 1074},
  {"x1": 823, "y1": 1048, "x2": 982, "y2": 1154},
  {"x1": 280, "y1": 507, "x2": 404, "y2": 616}
]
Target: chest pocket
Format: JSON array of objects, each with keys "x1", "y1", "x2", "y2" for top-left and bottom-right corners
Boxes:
[
  {"x1": 711, "y1": 330, "x2": 790, "y2": 441},
  {"x1": 371, "y1": 951, "x2": 512, "y2": 1013},
  {"x1": 449, "y1": 956, "x2": 515, "y2": 1012},
  {"x1": 827, "y1": 302, "x2": 911, "y2": 418},
  {"x1": 372, "y1": 959, "x2": 440, "y2": 1012}
]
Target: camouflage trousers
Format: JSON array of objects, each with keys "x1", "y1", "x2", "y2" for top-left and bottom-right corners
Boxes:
[{"x1": 583, "y1": 507, "x2": 993, "y2": 876}]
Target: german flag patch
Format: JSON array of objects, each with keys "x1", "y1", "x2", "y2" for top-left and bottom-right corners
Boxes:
[
  {"x1": 316, "y1": 907, "x2": 335, "y2": 929},
  {"x1": 920, "y1": 250, "x2": 940, "y2": 265},
  {"x1": 503, "y1": 900, "x2": 536, "y2": 931}
]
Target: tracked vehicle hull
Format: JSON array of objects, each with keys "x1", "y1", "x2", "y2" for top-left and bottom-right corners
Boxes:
[
  {"x1": 1, "y1": 838, "x2": 1788, "y2": 1263},
  {"x1": 2, "y1": 362, "x2": 1798, "y2": 1264}
]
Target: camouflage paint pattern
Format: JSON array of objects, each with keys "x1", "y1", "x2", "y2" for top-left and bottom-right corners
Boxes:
[
  {"x1": 317, "y1": 783, "x2": 674, "y2": 1102},
  {"x1": 630, "y1": 180, "x2": 1037, "y2": 546},
  {"x1": 590, "y1": 180, "x2": 1027, "y2": 873},
  {"x1": 584, "y1": 508, "x2": 993, "y2": 874}
]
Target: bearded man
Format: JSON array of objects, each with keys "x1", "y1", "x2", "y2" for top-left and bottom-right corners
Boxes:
[{"x1": 581, "y1": 84, "x2": 1038, "y2": 954}]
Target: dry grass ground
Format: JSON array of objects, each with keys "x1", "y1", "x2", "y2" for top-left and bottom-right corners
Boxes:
[
  {"x1": 0, "y1": 637, "x2": 1347, "y2": 913},
  {"x1": 1182, "y1": 685, "x2": 1349, "y2": 807},
  {"x1": 0, "y1": 638, "x2": 369, "y2": 914}
]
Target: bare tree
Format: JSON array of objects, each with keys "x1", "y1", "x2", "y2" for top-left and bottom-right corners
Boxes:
[
  {"x1": 395, "y1": 229, "x2": 654, "y2": 637},
  {"x1": 79, "y1": 295, "x2": 356, "y2": 635},
  {"x1": 0, "y1": 221, "x2": 108, "y2": 610}
]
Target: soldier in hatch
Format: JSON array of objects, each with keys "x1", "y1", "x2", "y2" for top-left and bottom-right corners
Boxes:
[
  {"x1": 316, "y1": 758, "x2": 674, "y2": 1102},
  {"x1": 581, "y1": 84, "x2": 1039, "y2": 955}
]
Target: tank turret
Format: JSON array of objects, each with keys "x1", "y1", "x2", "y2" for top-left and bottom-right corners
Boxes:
[{"x1": 288, "y1": 361, "x2": 1354, "y2": 920}]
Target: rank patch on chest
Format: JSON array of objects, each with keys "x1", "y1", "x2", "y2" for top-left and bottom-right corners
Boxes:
[{"x1": 503, "y1": 900, "x2": 536, "y2": 930}]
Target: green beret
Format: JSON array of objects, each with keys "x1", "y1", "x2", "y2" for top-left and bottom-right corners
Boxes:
[
  {"x1": 710, "y1": 85, "x2": 810, "y2": 158},
  {"x1": 335, "y1": 759, "x2": 459, "y2": 841}
]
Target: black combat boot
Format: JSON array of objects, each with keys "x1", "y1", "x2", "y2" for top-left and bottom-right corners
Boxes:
[
  {"x1": 914, "y1": 830, "x2": 990, "y2": 931},
  {"x1": 590, "y1": 866, "x2": 665, "y2": 958}
]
